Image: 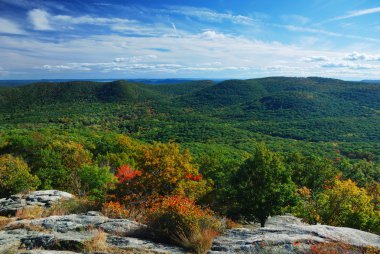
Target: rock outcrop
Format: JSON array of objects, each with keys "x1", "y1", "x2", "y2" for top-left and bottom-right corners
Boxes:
[
  {"x1": 1, "y1": 191, "x2": 379, "y2": 254},
  {"x1": 0, "y1": 211, "x2": 186, "y2": 254},
  {"x1": 209, "y1": 215, "x2": 380, "y2": 254},
  {"x1": 0, "y1": 190, "x2": 73, "y2": 216}
]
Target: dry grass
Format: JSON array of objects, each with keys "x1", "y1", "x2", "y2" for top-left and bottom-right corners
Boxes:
[
  {"x1": 0, "y1": 217, "x2": 14, "y2": 230},
  {"x1": 15, "y1": 206, "x2": 44, "y2": 220},
  {"x1": 225, "y1": 218, "x2": 241, "y2": 229},
  {"x1": 45, "y1": 197, "x2": 95, "y2": 216},
  {"x1": 173, "y1": 228, "x2": 219, "y2": 254},
  {"x1": 5, "y1": 222, "x2": 49, "y2": 233},
  {"x1": 101, "y1": 201, "x2": 146, "y2": 222},
  {"x1": 82, "y1": 229, "x2": 169, "y2": 254},
  {"x1": 82, "y1": 229, "x2": 110, "y2": 253},
  {"x1": 0, "y1": 243, "x2": 21, "y2": 254}
]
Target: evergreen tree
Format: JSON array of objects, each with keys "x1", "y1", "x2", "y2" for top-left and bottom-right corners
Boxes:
[{"x1": 232, "y1": 144, "x2": 296, "y2": 227}]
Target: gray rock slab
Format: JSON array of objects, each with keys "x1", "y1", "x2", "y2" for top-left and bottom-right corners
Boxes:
[
  {"x1": 209, "y1": 215, "x2": 380, "y2": 254},
  {"x1": 107, "y1": 235, "x2": 186, "y2": 253}
]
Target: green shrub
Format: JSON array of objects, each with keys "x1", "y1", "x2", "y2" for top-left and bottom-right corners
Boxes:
[{"x1": 78, "y1": 165, "x2": 116, "y2": 202}]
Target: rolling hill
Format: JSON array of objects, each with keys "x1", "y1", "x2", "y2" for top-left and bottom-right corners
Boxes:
[{"x1": 0, "y1": 77, "x2": 379, "y2": 161}]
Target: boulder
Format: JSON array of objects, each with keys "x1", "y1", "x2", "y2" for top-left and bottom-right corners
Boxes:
[
  {"x1": 0, "y1": 190, "x2": 74, "y2": 216},
  {"x1": 209, "y1": 215, "x2": 380, "y2": 254}
]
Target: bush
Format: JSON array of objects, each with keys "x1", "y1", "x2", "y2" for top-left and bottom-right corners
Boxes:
[
  {"x1": 0, "y1": 154, "x2": 40, "y2": 197},
  {"x1": 145, "y1": 196, "x2": 221, "y2": 254},
  {"x1": 78, "y1": 165, "x2": 116, "y2": 202}
]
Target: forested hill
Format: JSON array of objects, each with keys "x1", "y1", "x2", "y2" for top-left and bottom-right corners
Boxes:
[{"x1": 0, "y1": 77, "x2": 379, "y2": 160}]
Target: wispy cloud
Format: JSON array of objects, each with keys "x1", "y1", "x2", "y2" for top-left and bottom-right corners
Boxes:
[
  {"x1": 0, "y1": 18, "x2": 25, "y2": 34},
  {"x1": 25, "y1": 8, "x2": 174, "y2": 37},
  {"x1": 278, "y1": 24, "x2": 380, "y2": 42},
  {"x1": 53, "y1": 15, "x2": 135, "y2": 25},
  {"x1": 164, "y1": 6, "x2": 256, "y2": 25},
  {"x1": 282, "y1": 25, "x2": 340, "y2": 37},
  {"x1": 333, "y1": 6, "x2": 380, "y2": 20},
  {"x1": 113, "y1": 55, "x2": 158, "y2": 63}
]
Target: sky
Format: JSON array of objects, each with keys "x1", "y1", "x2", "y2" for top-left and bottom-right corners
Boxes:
[{"x1": 1, "y1": 0, "x2": 380, "y2": 80}]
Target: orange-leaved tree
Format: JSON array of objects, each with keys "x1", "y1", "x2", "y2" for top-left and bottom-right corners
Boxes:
[{"x1": 114, "y1": 142, "x2": 212, "y2": 204}]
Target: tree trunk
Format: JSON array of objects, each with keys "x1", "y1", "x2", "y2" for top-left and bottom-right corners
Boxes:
[{"x1": 260, "y1": 218, "x2": 266, "y2": 227}]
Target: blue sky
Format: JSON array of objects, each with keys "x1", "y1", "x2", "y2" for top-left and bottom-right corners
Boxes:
[{"x1": 1, "y1": 0, "x2": 380, "y2": 80}]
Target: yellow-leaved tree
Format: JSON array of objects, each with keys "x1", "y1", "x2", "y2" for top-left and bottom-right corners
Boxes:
[
  {"x1": 0, "y1": 154, "x2": 40, "y2": 197},
  {"x1": 294, "y1": 178, "x2": 379, "y2": 233},
  {"x1": 318, "y1": 179, "x2": 379, "y2": 233}
]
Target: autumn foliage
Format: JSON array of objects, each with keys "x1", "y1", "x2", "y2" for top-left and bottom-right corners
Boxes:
[
  {"x1": 116, "y1": 165, "x2": 142, "y2": 182},
  {"x1": 101, "y1": 201, "x2": 130, "y2": 219}
]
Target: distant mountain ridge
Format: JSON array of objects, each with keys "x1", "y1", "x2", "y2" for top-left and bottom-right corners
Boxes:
[
  {"x1": 362, "y1": 80, "x2": 380, "y2": 83},
  {"x1": 0, "y1": 78, "x2": 225, "y2": 87}
]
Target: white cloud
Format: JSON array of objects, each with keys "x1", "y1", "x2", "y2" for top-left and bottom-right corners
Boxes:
[
  {"x1": 333, "y1": 6, "x2": 380, "y2": 20},
  {"x1": 28, "y1": 9, "x2": 53, "y2": 30},
  {"x1": 27, "y1": 9, "x2": 142, "y2": 33},
  {"x1": 0, "y1": 18, "x2": 25, "y2": 34},
  {"x1": 29, "y1": 9, "x2": 175, "y2": 36},
  {"x1": 199, "y1": 30, "x2": 226, "y2": 40},
  {"x1": 42, "y1": 64, "x2": 91, "y2": 71},
  {"x1": 53, "y1": 15, "x2": 135, "y2": 25},
  {"x1": 165, "y1": 6, "x2": 256, "y2": 25},
  {"x1": 1, "y1": 24, "x2": 380, "y2": 79},
  {"x1": 321, "y1": 61, "x2": 379, "y2": 70},
  {"x1": 113, "y1": 55, "x2": 158, "y2": 63},
  {"x1": 344, "y1": 52, "x2": 380, "y2": 61}
]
